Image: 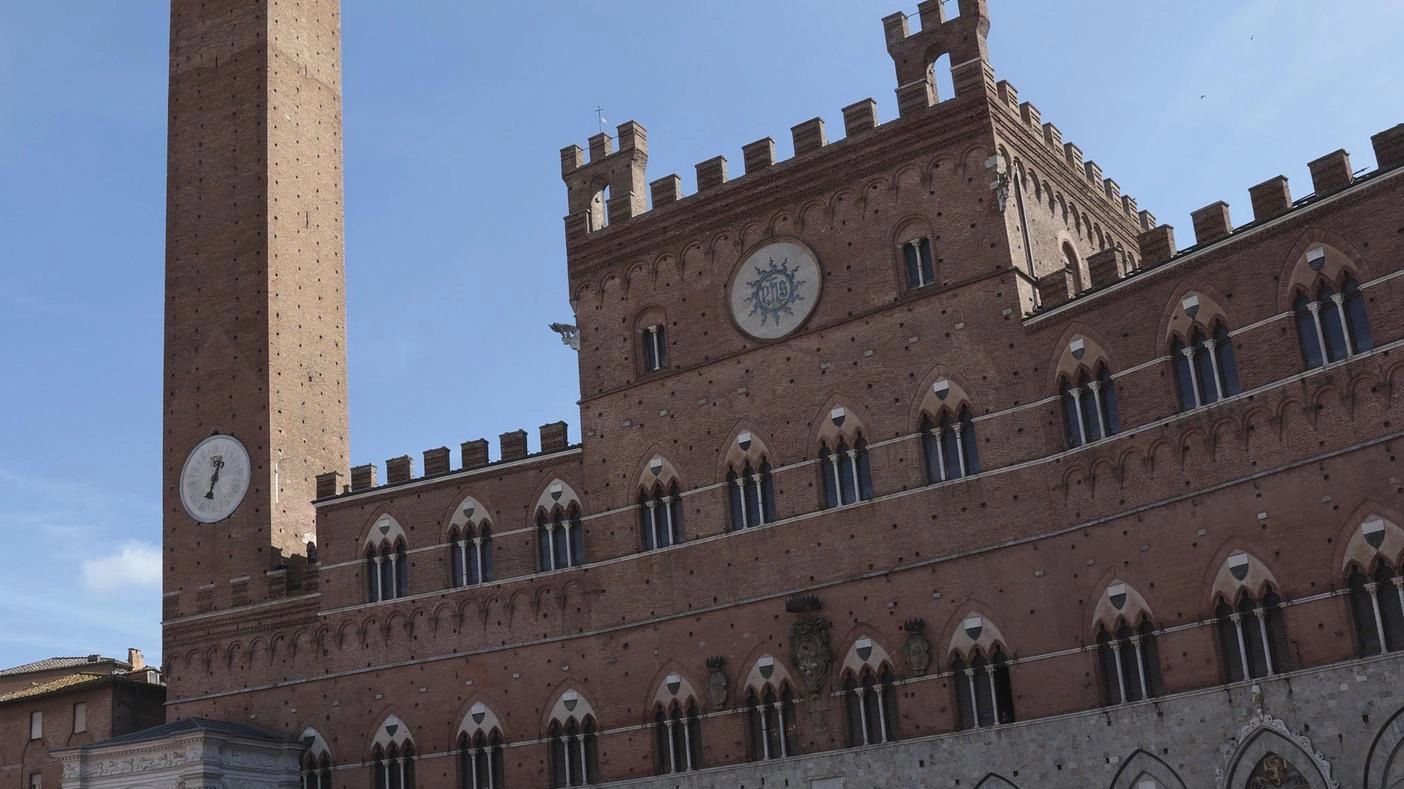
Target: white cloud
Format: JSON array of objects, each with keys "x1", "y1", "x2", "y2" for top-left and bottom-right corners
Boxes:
[{"x1": 80, "y1": 542, "x2": 161, "y2": 593}]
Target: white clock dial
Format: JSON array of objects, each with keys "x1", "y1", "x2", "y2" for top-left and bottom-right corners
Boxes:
[{"x1": 179, "y1": 434, "x2": 252, "y2": 523}]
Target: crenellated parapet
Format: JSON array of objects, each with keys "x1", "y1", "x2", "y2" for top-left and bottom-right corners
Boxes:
[
  {"x1": 561, "y1": 121, "x2": 648, "y2": 238},
  {"x1": 882, "y1": 0, "x2": 993, "y2": 112},
  {"x1": 1031, "y1": 122, "x2": 1404, "y2": 311},
  {"x1": 990, "y1": 79, "x2": 1151, "y2": 240},
  {"x1": 315, "y1": 422, "x2": 578, "y2": 499}
]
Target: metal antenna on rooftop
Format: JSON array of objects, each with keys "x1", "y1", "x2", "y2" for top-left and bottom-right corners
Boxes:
[{"x1": 595, "y1": 106, "x2": 607, "y2": 134}]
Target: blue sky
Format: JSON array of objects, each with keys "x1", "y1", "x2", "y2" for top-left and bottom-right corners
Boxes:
[{"x1": 0, "y1": 0, "x2": 1400, "y2": 670}]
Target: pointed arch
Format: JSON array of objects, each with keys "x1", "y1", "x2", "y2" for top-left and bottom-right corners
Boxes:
[
  {"x1": 1107, "y1": 749, "x2": 1187, "y2": 789},
  {"x1": 1221, "y1": 725, "x2": 1335, "y2": 789},
  {"x1": 973, "y1": 773, "x2": 1021, "y2": 789}
]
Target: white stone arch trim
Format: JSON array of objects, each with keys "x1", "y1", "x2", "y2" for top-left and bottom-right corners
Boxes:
[
  {"x1": 741, "y1": 654, "x2": 795, "y2": 695},
  {"x1": 1108, "y1": 749, "x2": 1188, "y2": 789},
  {"x1": 535, "y1": 479, "x2": 583, "y2": 517},
  {"x1": 813, "y1": 400, "x2": 872, "y2": 447},
  {"x1": 947, "y1": 611, "x2": 1009, "y2": 659},
  {"x1": 364, "y1": 514, "x2": 407, "y2": 551},
  {"x1": 457, "y1": 701, "x2": 504, "y2": 739},
  {"x1": 1364, "y1": 703, "x2": 1404, "y2": 789},
  {"x1": 637, "y1": 454, "x2": 682, "y2": 492},
  {"x1": 1211, "y1": 550, "x2": 1281, "y2": 603},
  {"x1": 1218, "y1": 718, "x2": 1337, "y2": 789},
  {"x1": 1092, "y1": 580, "x2": 1155, "y2": 632},
  {"x1": 1342, "y1": 514, "x2": 1404, "y2": 574},
  {"x1": 300, "y1": 726, "x2": 332, "y2": 760},
  {"x1": 371, "y1": 714, "x2": 414, "y2": 750},
  {"x1": 547, "y1": 688, "x2": 597, "y2": 726},
  {"x1": 722, "y1": 426, "x2": 775, "y2": 473},
  {"x1": 650, "y1": 671, "x2": 700, "y2": 711},
  {"x1": 447, "y1": 495, "x2": 492, "y2": 538},
  {"x1": 839, "y1": 634, "x2": 895, "y2": 677}
]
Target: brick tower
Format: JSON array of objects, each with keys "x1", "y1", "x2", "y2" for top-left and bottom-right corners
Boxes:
[{"x1": 161, "y1": 0, "x2": 348, "y2": 625}]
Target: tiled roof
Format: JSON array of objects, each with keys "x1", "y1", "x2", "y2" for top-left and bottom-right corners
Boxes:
[
  {"x1": 0, "y1": 673, "x2": 109, "y2": 704},
  {"x1": 0, "y1": 656, "x2": 127, "y2": 678}
]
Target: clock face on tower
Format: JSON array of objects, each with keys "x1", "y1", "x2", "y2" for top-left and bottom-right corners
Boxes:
[{"x1": 179, "y1": 434, "x2": 252, "y2": 523}]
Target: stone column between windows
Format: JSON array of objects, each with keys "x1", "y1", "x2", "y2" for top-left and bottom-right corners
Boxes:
[
  {"x1": 932, "y1": 427, "x2": 947, "y2": 481},
  {"x1": 874, "y1": 683, "x2": 889, "y2": 742},
  {"x1": 1110, "y1": 640, "x2": 1128, "y2": 704},
  {"x1": 855, "y1": 685, "x2": 870, "y2": 745},
  {"x1": 984, "y1": 664, "x2": 999, "y2": 724},
  {"x1": 964, "y1": 667, "x2": 979, "y2": 727},
  {"x1": 1131, "y1": 635, "x2": 1150, "y2": 698},
  {"x1": 773, "y1": 702, "x2": 788, "y2": 757},
  {"x1": 1229, "y1": 612, "x2": 1251, "y2": 678},
  {"x1": 456, "y1": 539, "x2": 468, "y2": 586},
  {"x1": 544, "y1": 522, "x2": 557, "y2": 571},
  {"x1": 681, "y1": 715, "x2": 693, "y2": 771},
  {"x1": 1069, "y1": 390, "x2": 1088, "y2": 445},
  {"x1": 1088, "y1": 380, "x2": 1108, "y2": 437},
  {"x1": 1204, "y1": 339, "x2": 1225, "y2": 400},
  {"x1": 1368, "y1": 582, "x2": 1388, "y2": 652},
  {"x1": 734, "y1": 478, "x2": 750, "y2": 528},
  {"x1": 846, "y1": 448, "x2": 861, "y2": 501},
  {"x1": 472, "y1": 536, "x2": 483, "y2": 583},
  {"x1": 1331, "y1": 293, "x2": 1354, "y2": 357},
  {"x1": 665, "y1": 717, "x2": 677, "y2": 772},
  {"x1": 1306, "y1": 301, "x2": 1328, "y2": 363},
  {"x1": 753, "y1": 473, "x2": 767, "y2": 525},
  {"x1": 1255, "y1": 607, "x2": 1275, "y2": 675},
  {"x1": 1181, "y1": 346, "x2": 1202, "y2": 408},
  {"x1": 952, "y1": 423, "x2": 968, "y2": 477},
  {"x1": 661, "y1": 496, "x2": 675, "y2": 544},
  {"x1": 373, "y1": 554, "x2": 384, "y2": 601}
]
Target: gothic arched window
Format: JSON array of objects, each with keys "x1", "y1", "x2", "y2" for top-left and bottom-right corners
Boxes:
[
  {"x1": 300, "y1": 751, "x2": 332, "y2": 789},
  {"x1": 727, "y1": 459, "x2": 775, "y2": 530},
  {"x1": 639, "y1": 481, "x2": 684, "y2": 551},
  {"x1": 1215, "y1": 588, "x2": 1287, "y2": 681},
  {"x1": 820, "y1": 435, "x2": 873, "y2": 508},
  {"x1": 366, "y1": 537, "x2": 407, "y2": 603},
  {"x1": 1171, "y1": 322, "x2": 1240, "y2": 410},
  {"x1": 1061, "y1": 363, "x2": 1119, "y2": 448},
  {"x1": 457, "y1": 729, "x2": 504, "y2": 789},
  {"x1": 1347, "y1": 562, "x2": 1404, "y2": 657},
  {"x1": 920, "y1": 406, "x2": 979, "y2": 483},
  {"x1": 952, "y1": 647, "x2": 1014, "y2": 729},
  {"x1": 745, "y1": 683, "x2": 794, "y2": 761},
  {"x1": 1294, "y1": 274, "x2": 1373, "y2": 369},
  {"x1": 841, "y1": 665, "x2": 898, "y2": 746},
  {"x1": 450, "y1": 523, "x2": 495, "y2": 588},
  {"x1": 1095, "y1": 619, "x2": 1161, "y2": 705},
  {"x1": 549, "y1": 717, "x2": 598, "y2": 787},
  {"x1": 371, "y1": 742, "x2": 416, "y2": 789},
  {"x1": 538, "y1": 504, "x2": 584, "y2": 571},
  {"x1": 653, "y1": 700, "x2": 701, "y2": 774}
]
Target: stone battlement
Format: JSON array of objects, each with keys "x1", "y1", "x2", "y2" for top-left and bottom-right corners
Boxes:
[
  {"x1": 315, "y1": 421, "x2": 576, "y2": 500},
  {"x1": 560, "y1": 0, "x2": 1145, "y2": 251}
]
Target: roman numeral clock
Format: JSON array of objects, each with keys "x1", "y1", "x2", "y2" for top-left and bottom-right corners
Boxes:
[{"x1": 178, "y1": 434, "x2": 252, "y2": 523}]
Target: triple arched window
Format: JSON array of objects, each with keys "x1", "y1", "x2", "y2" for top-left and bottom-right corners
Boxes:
[
  {"x1": 653, "y1": 700, "x2": 702, "y2": 774},
  {"x1": 366, "y1": 538, "x2": 408, "y2": 603},
  {"x1": 744, "y1": 683, "x2": 795, "y2": 761},
  {"x1": 1347, "y1": 562, "x2": 1404, "y2": 656},
  {"x1": 1095, "y1": 619, "x2": 1161, "y2": 705},
  {"x1": 538, "y1": 505, "x2": 585, "y2": 571},
  {"x1": 371, "y1": 742, "x2": 416, "y2": 789},
  {"x1": 300, "y1": 751, "x2": 332, "y2": 789},
  {"x1": 1171, "y1": 323, "x2": 1240, "y2": 410},
  {"x1": 727, "y1": 460, "x2": 775, "y2": 530},
  {"x1": 1214, "y1": 588, "x2": 1288, "y2": 682},
  {"x1": 819, "y1": 435, "x2": 873, "y2": 508},
  {"x1": 449, "y1": 523, "x2": 494, "y2": 588},
  {"x1": 841, "y1": 666, "x2": 898, "y2": 747},
  {"x1": 457, "y1": 729, "x2": 505, "y2": 789},
  {"x1": 1060, "y1": 364, "x2": 1120, "y2": 448},
  {"x1": 548, "y1": 717, "x2": 598, "y2": 787},
  {"x1": 920, "y1": 407, "x2": 980, "y2": 483},
  {"x1": 1294, "y1": 274, "x2": 1373, "y2": 369},
  {"x1": 951, "y1": 647, "x2": 1014, "y2": 729},
  {"x1": 639, "y1": 482, "x2": 684, "y2": 550}
]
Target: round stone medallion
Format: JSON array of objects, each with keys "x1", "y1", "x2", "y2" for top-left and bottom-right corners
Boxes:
[{"x1": 727, "y1": 239, "x2": 822, "y2": 340}]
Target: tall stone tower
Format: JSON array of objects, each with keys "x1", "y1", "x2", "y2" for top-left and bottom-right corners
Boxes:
[{"x1": 162, "y1": 0, "x2": 348, "y2": 621}]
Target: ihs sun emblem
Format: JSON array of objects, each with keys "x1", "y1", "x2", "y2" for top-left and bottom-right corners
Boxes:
[{"x1": 744, "y1": 258, "x2": 807, "y2": 326}]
